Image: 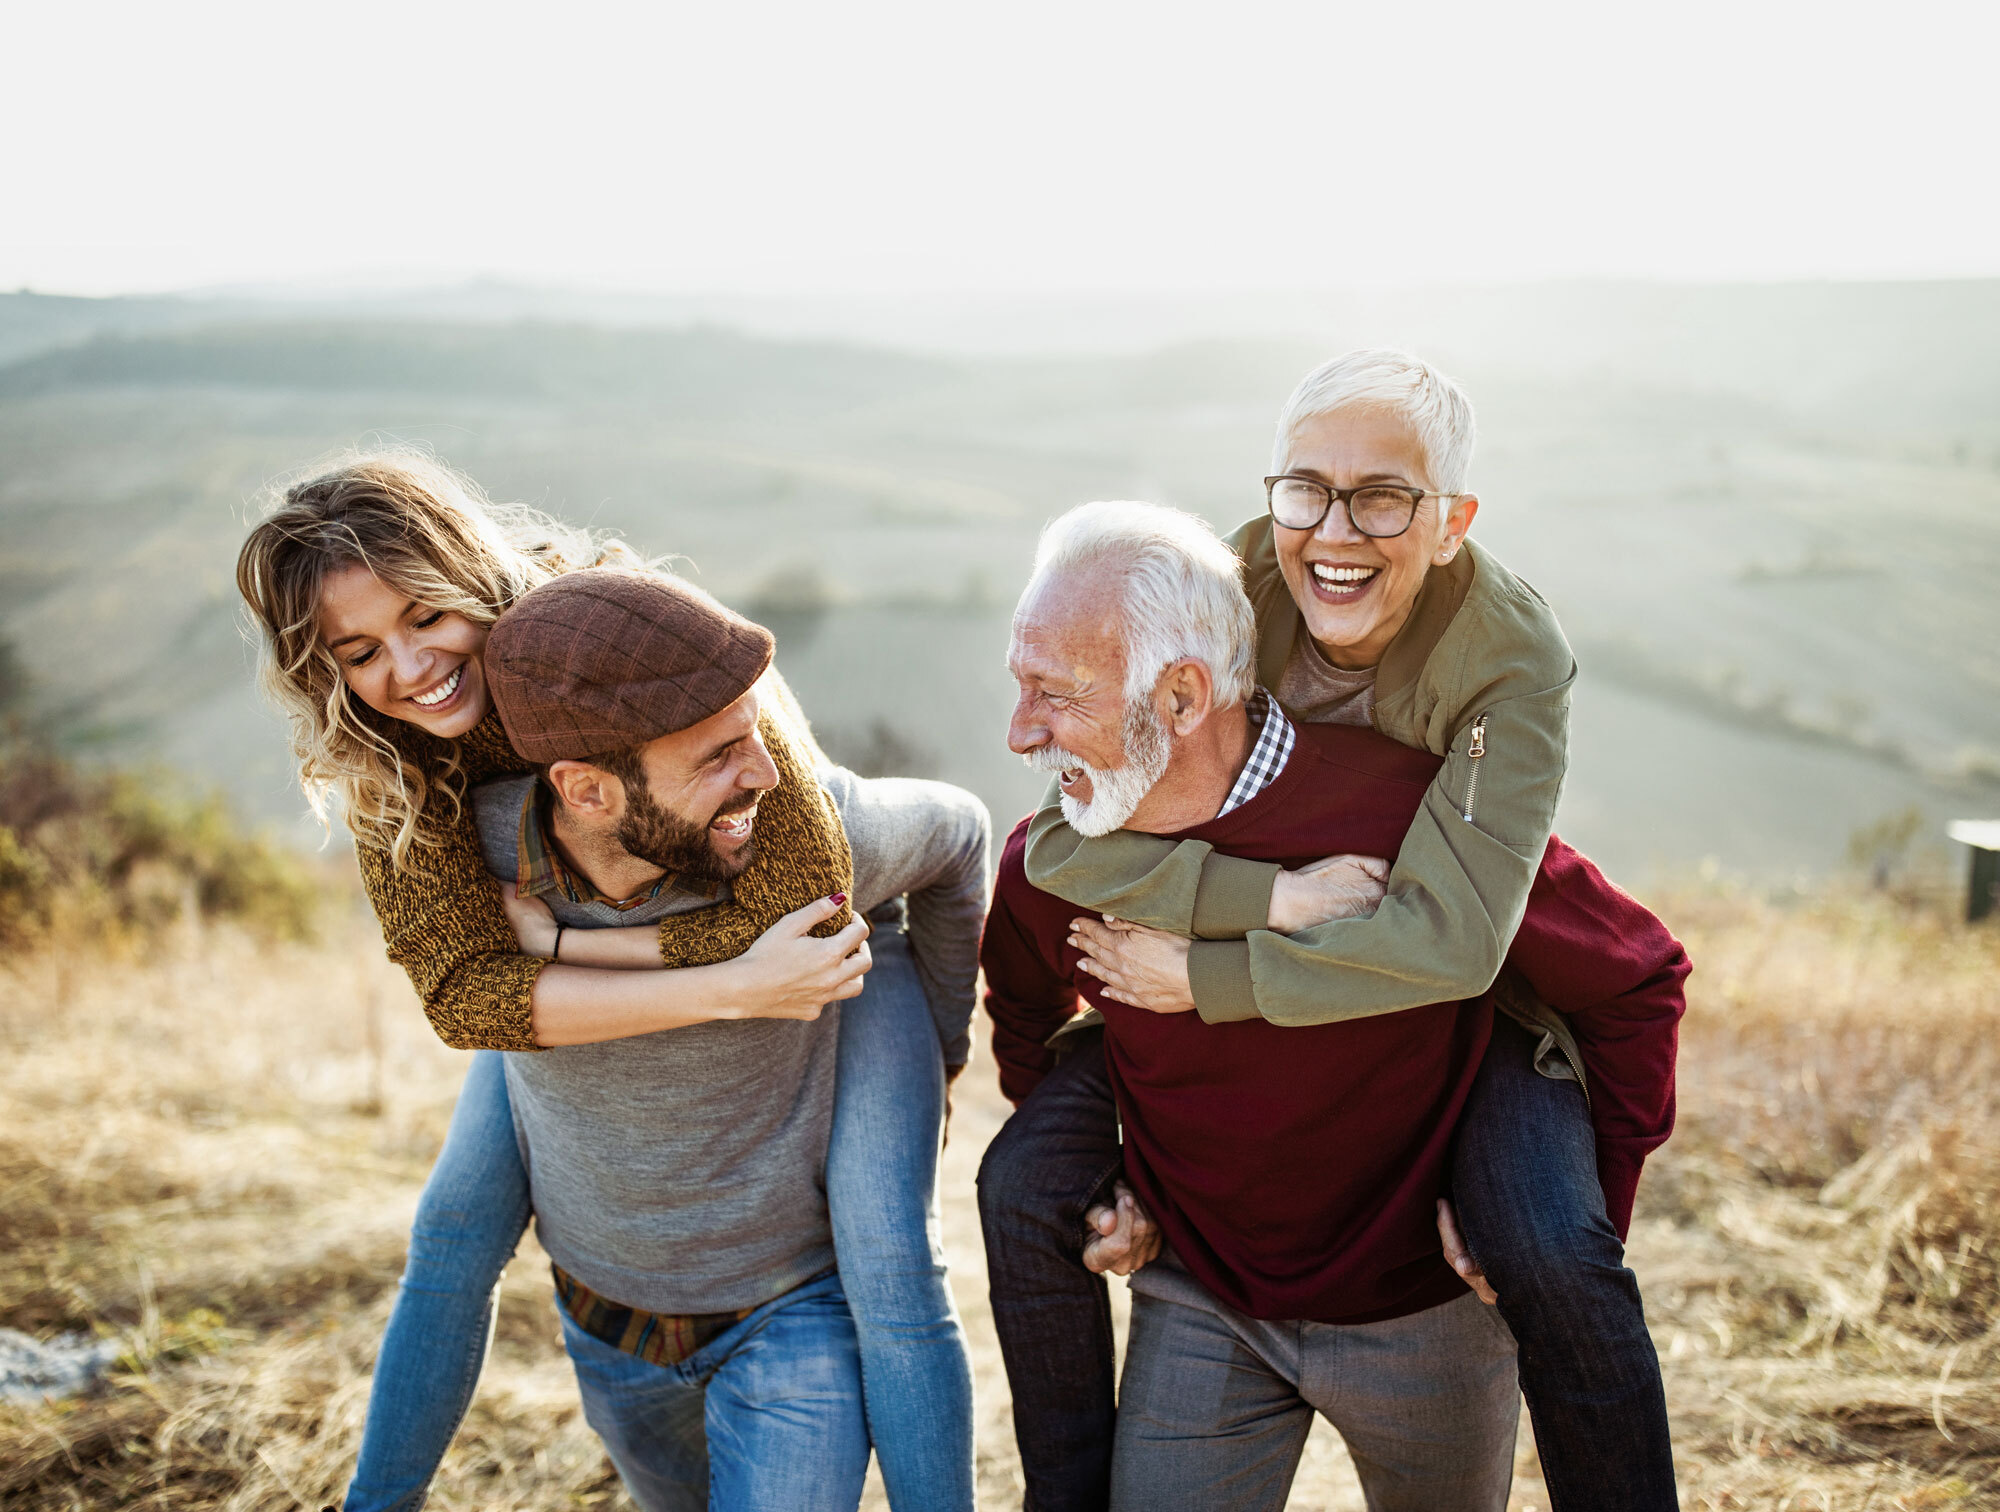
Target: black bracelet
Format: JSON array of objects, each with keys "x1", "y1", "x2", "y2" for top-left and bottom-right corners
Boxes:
[{"x1": 551, "y1": 923, "x2": 566, "y2": 963}]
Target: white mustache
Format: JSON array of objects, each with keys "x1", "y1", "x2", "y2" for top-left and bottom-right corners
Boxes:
[{"x1": 1024, "y1": 743, "x2": 1099, "y2": 775}]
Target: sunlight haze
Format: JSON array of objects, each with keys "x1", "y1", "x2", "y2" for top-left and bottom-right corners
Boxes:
[{"x1": 7, "y1": 0, "x2": 1996, "y2": 296}]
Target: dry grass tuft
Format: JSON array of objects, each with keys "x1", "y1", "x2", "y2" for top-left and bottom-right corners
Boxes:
[
  {"x1": 1637, "y1": 882, "x2": 2000, "y2": 1510},
  {"x1": 2, "y1": 880, "x2": 1997, "y2": 1509}
]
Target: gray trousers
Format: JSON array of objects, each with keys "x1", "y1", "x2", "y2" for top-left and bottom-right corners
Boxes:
[{"x1": 1111, "y1": 1273, "x2": 1521, "y2": 1512}]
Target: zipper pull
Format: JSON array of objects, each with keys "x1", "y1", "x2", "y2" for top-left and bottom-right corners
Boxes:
[{"x1": 1461, "y1": 714, "x2": 1488, "y2": 823}]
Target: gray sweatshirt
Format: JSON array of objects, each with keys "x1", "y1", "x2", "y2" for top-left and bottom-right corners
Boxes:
[{"x1": 472, "y1": 767, "x2": 989, "y2": 1314}]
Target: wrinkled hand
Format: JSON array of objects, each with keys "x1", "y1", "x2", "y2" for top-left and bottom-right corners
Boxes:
[
  {"x1": 1070, "y1": 916, "x2": 1196, "y2": 1014},
  {"x1": 1268, "y1": 854, "x2": 1391, "y2": 933},
  {"x1": 1083, "y1": 1181, "x2": 1162, "y2": 1276},
  {"x1": 500, "y1": 879, "x2": 560, "y2": 958},
  {"x1": 733, "y1": 895, "x2": 873, "y2": 1021},
  {"x1": 1437, "y1": 1198, "x2": 1498, "y2": 1305}
]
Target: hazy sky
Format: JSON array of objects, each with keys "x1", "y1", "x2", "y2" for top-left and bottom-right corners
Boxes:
[{"x1": 8, "y1": 0, "x2": 1996, "y2": 297}]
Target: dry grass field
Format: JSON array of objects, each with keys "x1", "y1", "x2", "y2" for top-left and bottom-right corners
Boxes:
[{"x1": 3, "y1": 880, "x2": 1997, "y2": 1511}]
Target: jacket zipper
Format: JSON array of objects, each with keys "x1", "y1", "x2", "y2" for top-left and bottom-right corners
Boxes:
[{"x1": 1460, "y1": 715, "x2": 1488, "y2": 823}]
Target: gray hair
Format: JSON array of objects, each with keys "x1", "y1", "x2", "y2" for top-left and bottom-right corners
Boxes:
[
  {"x1": 1024, "y1": 500, "x2": 1257, "y2": 710},
  {"x1": 1271, "y1": 348, "x2": 1477, "y2": 493}
]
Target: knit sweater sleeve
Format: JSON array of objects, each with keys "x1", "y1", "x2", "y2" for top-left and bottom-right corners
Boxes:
[
  {"x1": 345, "y1": 713, "x2": 542, "y2": 1050},
  {"x1": 357, "y1": 823, "x2": 547, "y2": 1051}
]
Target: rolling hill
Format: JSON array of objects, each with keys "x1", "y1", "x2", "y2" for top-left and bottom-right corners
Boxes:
[{"x1": 4, "y1": 282, "x2": 1997, "y2": 882}]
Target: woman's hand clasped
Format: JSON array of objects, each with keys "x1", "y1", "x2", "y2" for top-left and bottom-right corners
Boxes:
[
  {"x1": 1069, "y1": 916, "x2": 1196, "y2": 1015},
  {"x1": 1267, "y1": 853, "x2": 1391, "y2": 933},
  {"x1": 501, "y1": 880, "x2": 561, "y2": 958},
  {"x1": 732, "y1": 894, "x2": 873, "y2": 1021}
]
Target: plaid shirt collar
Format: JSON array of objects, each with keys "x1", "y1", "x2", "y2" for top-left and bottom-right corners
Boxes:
[
  {"x1": 516, "y1": 780, "x2": 677, "y2": 911},
  {"x1": 1216, "y1": 688, "x2": 1295, "y2": 819}
]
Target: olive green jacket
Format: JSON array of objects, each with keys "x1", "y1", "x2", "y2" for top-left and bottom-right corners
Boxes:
[{"x1": 1023, "y1": 519, "x2": 1582, "y2": 1076}]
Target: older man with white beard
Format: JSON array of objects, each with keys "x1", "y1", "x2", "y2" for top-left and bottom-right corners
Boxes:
[{"x1": 978, "y1": 501, "x2": 1688, "y2": 1512}]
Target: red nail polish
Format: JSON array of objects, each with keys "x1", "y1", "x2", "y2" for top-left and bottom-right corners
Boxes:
[{"x1": 831, "y1": 893, "x2": 847, "y2": 906}]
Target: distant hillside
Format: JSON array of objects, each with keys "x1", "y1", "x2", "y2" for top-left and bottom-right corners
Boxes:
[
  {"x1": 0, "y1": 291, "x2": 246, "y2": 366},
  {"x1": 7, "y1": 280, "x2": 1998, "y2": 430},
  {"x1": 0, "y1": 320, "x2": 957, "y2": 415},
  {"x1": 1, "y1": 290, "x2": 1997, "y2": 880}
]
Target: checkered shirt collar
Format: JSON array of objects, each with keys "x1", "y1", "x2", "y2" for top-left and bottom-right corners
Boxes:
[{"x1": 1216, "y1": 688, "x2": 1295, "y2": 819}]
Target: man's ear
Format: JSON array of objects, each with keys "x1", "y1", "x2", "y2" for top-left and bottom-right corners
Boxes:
[
  {"x1": 545, "y1": 759, "x2": 621, "y2": 820},
  {"x1": 1157, "y1": 658, "x2": 1216, "y2": 737}
]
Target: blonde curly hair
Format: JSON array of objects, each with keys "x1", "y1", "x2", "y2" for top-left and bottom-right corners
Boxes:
[{"x1": 237, "y1": 451, "x2": 635, "y2": 868}]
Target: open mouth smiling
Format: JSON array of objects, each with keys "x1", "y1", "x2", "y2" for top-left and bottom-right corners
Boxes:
[
  {"x1": 407, "y1": 663, "x2": 466, "y2": 710},
  {"x1": 711, "y1": 805, "x2": 758, "y2": 841},
  {"x1": 1308, "y1": 562, "x2": 1382, "y2": 604}
]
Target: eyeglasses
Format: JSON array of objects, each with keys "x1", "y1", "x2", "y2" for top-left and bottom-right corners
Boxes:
[{"x1": 1263, "y1": 475, "x2": 1463, "y2": 539}]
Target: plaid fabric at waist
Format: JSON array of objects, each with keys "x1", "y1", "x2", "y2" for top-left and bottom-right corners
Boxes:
[{"x1": 550, "y1": 1262, "x2": 832, "y2": 1368}]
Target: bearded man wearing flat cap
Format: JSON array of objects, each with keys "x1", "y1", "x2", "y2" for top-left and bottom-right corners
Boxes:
[{"x1": 469, "y1": 567, "x2": 989, "y2": 1512}]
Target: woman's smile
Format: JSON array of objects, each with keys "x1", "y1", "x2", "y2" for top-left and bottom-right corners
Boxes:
[
  {"x1": 1304, "y1": 559, "x2": 1385, "y2": 607},
  {"x1": 405, "y1": 661, "x2": 468, "y2": 712}
]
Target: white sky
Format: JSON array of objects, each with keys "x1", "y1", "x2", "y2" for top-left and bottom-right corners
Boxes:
[{"x1": 5, "y1": 0, "x2": 1996, "y2": 297}]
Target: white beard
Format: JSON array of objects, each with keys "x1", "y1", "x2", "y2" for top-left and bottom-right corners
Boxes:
[{"x1": 1024, "y1": 700, "x2": 1172, "y2": 838}]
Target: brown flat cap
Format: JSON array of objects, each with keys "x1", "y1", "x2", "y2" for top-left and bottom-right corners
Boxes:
[{"x1": 486, "y1": 569, "x2": 775, "y2": 763}]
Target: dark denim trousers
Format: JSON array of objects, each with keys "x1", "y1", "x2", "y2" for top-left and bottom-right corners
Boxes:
[
  {"x1": 975, "y1": 1017, "x2": 1678, "y2": 1512},
  {"x1": 975, "y1": 1030, "x2": 1124, "y2": 1512},
  {"x1": 1452, "y1": 1013, "x2": 1678, "y2": 1511}
]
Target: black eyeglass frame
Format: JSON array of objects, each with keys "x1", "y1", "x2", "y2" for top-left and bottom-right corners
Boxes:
[{"x1": 1262, "y1": 475, "x2": 1464, "y2": 539}]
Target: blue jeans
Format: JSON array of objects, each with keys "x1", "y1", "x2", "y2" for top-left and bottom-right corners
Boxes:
[
  {"x1": 826, "y1": 920, "x2": 977, "y2": 1511},
  {"x1": 344, "y1": 1047, "x2": 531, "y2": 1512},
  {"x1": 978, "y1": 1018, "x2": 1676, "y2": 1512},
  {"x1": 343, "y1": 917, "x2": 972, "y2": 1512},
  {"x1": 561, "y1": 1270, "x2": 871, "y2": 1512},
  {"x1": 1451, "y1": 1014, "x2": 1677, "y2": 1511}
]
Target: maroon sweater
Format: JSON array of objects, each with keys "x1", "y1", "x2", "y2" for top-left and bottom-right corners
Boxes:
[{"x1": 982, "y1": 720, "x2": 1690, "y2": 1326}]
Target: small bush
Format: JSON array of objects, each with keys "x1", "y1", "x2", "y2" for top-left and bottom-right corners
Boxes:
[{"x1": 0, "y1": 743, "x2": 324, "y2": 948}]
